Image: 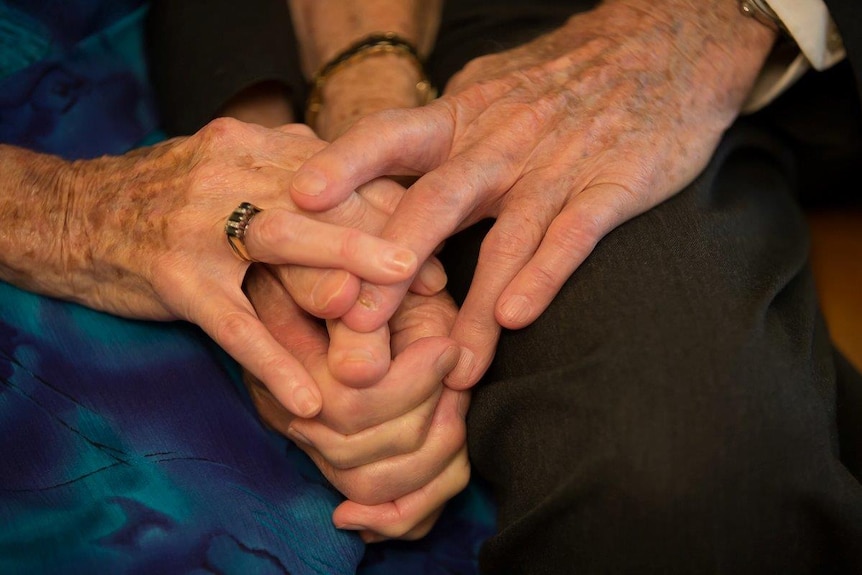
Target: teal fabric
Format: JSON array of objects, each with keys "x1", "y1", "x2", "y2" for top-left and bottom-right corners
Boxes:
[{"x1": 0, "y1": 1, "x2": 495, "y2": 572}]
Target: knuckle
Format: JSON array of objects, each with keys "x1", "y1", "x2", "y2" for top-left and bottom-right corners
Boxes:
[
  {"x1": 506, "y1": 100, "x2": 549, "y2": 133},
  {"x1": 560, "y1": 210, "x2": 604, "y2": 253},
  {"x1": 527, "y1": 261, "x2": 562, "y2": 294},
  {"x1": 396, "y1": 308, "x2": 450, "y2": 340},
  {"x1": 250, "y1": 210, "x2": 285, "y2": 249},
  {"x1": 319, "y1": 443, "x2": 357, "y2": 471},
  {"x1": 199, "y1": 116, "x2": 242, "y2": 146},
  {"x1": 326, "y1": 393, "x2": 368, "y2": 435},
  {"x1": 480, "y1": 221, "x2": 535, "y2": 265},
  {"x1": 395, "y1": 413, "x2": 433, "y2": 454},
  {"x1": 212, "y1": 311, "x2": 254, "y2": 351},
  {"x1": 338, "y1": 227, "x2": 366, "y2": 262},
  {"x1": 384, "y1": 521, "x2": 413, "y2": 540},
  {"x1": 340, "y1": 472, "x2": 388, "y2": 506}
]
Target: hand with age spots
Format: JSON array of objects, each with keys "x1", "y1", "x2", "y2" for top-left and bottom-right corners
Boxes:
[
  {"x1": 288, "y1": 0, "x2": 778, "y2": 389},
  {"x1": 0, "y1": 119, "x2": 451, "y2": 418}
]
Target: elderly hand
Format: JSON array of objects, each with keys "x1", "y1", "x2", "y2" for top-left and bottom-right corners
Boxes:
[
  {"x1": 244, "y1": 265, "x2": 470, "y2": 542},
  {"x1": 288, "y1": 0, "x2": 777, "y2": 388},
  {"x1": 0, "y1": 119, "x2": 432, "y2": 417}
]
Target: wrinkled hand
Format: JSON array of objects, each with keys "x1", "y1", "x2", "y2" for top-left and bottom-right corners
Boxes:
[
  {"x1": 244, "y1": 265, "x2": 470, "y2": 542},
  {"x1": 288, "y1": 0, "x2": 777, "y2": 388},
  {"x1": 61, "y1": 118, "x2": 433, "y2": 417}
]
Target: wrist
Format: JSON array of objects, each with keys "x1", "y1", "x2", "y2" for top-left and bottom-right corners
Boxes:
[
  {"x1": 590, "y1": 0, "x2": 777, "y2": 115},
  {"x1": 305, "y1": 33, "x2": 435, "y2": 137},
  {"x1": 0, "y1": 146, "x2": 82, "y2": 298},
  {"x1": 313, "y1": 53, "x2": 431, "y2": 139},
  {"x1": 288, "y1": 1, "x2": 441, "y2": 77}
]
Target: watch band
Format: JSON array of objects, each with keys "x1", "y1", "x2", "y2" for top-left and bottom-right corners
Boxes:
[{"x1": 739, "y1": 0, "x2": 786, "y2": 34}]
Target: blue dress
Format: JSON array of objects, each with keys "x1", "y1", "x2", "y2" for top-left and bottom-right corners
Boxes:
[{"x1": 0, "y1": 1, "x2": 495, "y2": 572}]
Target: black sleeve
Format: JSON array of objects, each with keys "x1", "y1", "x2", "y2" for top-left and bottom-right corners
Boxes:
[{"x1": 145, "y1": 0, "x2": 306, "y2": 136}]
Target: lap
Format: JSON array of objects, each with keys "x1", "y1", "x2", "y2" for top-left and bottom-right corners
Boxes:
[
  {"x1": 0, "y1": 282, "x2": 363, "y2": 574},
  {"x1": 442, "y1": 121, "x2": 862, "y2": 574}
]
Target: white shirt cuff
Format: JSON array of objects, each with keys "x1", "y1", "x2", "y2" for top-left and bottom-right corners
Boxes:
[{"x1": 742, "y1": 0, "x2": 846, "y2": 113}]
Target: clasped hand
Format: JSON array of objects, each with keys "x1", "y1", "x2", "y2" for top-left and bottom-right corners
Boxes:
[
  {"x1": 50, "y1": 114, "x2": 470, "y2": 541},
  {"x1": 244, "y1": 267, "x2": 469, "y2": 542}
]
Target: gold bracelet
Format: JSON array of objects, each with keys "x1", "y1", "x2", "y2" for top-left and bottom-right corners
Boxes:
[{"x1": 305, "y1": 32, "x2": 436, "y2": 128}]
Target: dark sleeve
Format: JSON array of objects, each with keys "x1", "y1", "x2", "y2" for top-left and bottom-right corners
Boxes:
[
  {"x1": 145, "y1": 0, "x2": 306, "y2": 136},
  {"x1": 824, "y1": 0, "x2": 862, "y2": 105}
]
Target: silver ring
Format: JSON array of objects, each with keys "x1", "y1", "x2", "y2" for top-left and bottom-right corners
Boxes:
[{"x1": 225, "y1": 202, "x2": 262, "y2": 261}]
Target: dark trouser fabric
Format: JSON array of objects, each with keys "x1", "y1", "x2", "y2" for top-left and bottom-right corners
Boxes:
[
  {"x1": 442, "y1": 128, "x2": 862, "y2": 573},
  {"x1": 433, "y1": 5, "x2": 862, "y2": 574},
  {"x1": 148, "y1": 1, "x2": 862, "y2": 573}
]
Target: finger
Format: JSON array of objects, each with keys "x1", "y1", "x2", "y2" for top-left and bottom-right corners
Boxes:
[
  {"x1": 316, "y1": 337, "x2": 459, "y2": 434},
  {"x1": 266, "y1": 246, "x2": 445, "y2": 321},
  {"x1": 197, "y1": 284, "x2": 322, "y2": 418},
  {"x1": 443, "y1": 191, "x2": 556, "y2": 389},
  {"x1": 244, "y1": 265, "x2": 329, "y2": 367},
  {"x1": 355, "y1": 177, "x2": 407, "y2": 216},
  {"x1": 326, "y1": 319, "x2": 391, "y2": 387},
  {"x1": 270, "y1": 265, "x2": 360, "y2": 319},
  {"x1": 350, "y1": 178, "x2": 450, "y2": 296},
  {"x1": 308, "y1": 388, "x2": 466, "y2": 505},
  {"x1": 495, "y1": 182, "x2": 641, "y2": 328},
  {"x1": 356, "y1": 511, "x2": 444, "y2": 544},
  {"x1": 287, "y1": 388, "x2": 440, "y2": 469},
  {"x1": 243, "y1": 208, "x2": 419, "y2": 285},
  {"x1": 290, "y1": 106, "x2": 453, "y2": 211},
  {"x1": 245, "y1": 373, "x2": 299, "y2": 437},
  {"x1": 261, "y1": 182, "x2": 408, "y2": 318},
  {"x1": 338, "y1": 155, "x2": 497, "y2": 333},
  {"x1": 389, "y1": 291, "x2": 459, "y2": 356},
  {"x1": 409, "y1": 256, "x2": 449, "y2": 296},
  {"x1": 332, "y1": 446, "x2": 471, "y2": 539}
]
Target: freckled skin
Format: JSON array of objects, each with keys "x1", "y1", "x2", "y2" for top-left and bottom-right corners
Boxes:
[
  {"x1": 0, "y1": 118, "x2": 416, "y2": 322},
  {"x1": 287, "y1": 0, "x2": 778, "y2": 392}
]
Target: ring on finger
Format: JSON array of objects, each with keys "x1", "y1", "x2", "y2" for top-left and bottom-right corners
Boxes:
[{"x1": 225, "y1": 201, "x2": 262, "y2": 262}]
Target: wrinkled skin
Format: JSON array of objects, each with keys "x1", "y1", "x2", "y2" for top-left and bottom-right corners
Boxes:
[
  {"x1": 2, "y1": 119, "x2": 432, "y2": 417},
  {"x1": 233, "y1": 43, "x2": 473, "y2": 542},
  {"x1": 289, "y1": 0, "x2": 777, "y2": 389},
  {"x1": 233, "y1": 0, "x2": 775, "y2": 542},
  {"x1": 245, "y1": 267, "x2": 470, "y2": 542}
]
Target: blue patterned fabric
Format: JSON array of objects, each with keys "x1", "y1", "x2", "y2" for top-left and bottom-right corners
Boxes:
[{"x1": 0, "y1": 2, "x2": 495, "y2": 573}]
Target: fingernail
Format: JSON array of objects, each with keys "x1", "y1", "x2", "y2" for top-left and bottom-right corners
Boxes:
[
  {"x1": 383, "y1": 248, "x2": 417, "y2": 274},
  {"x1": 417, "y1": 259, "x2": 448, "y2": 293},
  {"x1": 293, "y1": 386, "x2": 320, "y2": 417},
  {"x1": 447, "y1": 348, "x2": 475, "y2": 388},
  {"x1": 499, "y1": 295, "x2": 532, "y2": 326},
  {"x1": 336, "y1": 523, "x2": 367, "y2": 531},
  {"x1": 286, "y1": 427, "x2": 313, "y2": 447},
  {"x1": 292, "y1": 170, "x2": 327, "y2": 197},
  {"x1": 311, "y1": 270, "x2": 350, "y2": 310},
  {"x1": 357, "y1": 285, "x2": 381, "y2": 311},
  {"x1": 435, "y1": 345, "x2": 460, "y2": 375}
]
